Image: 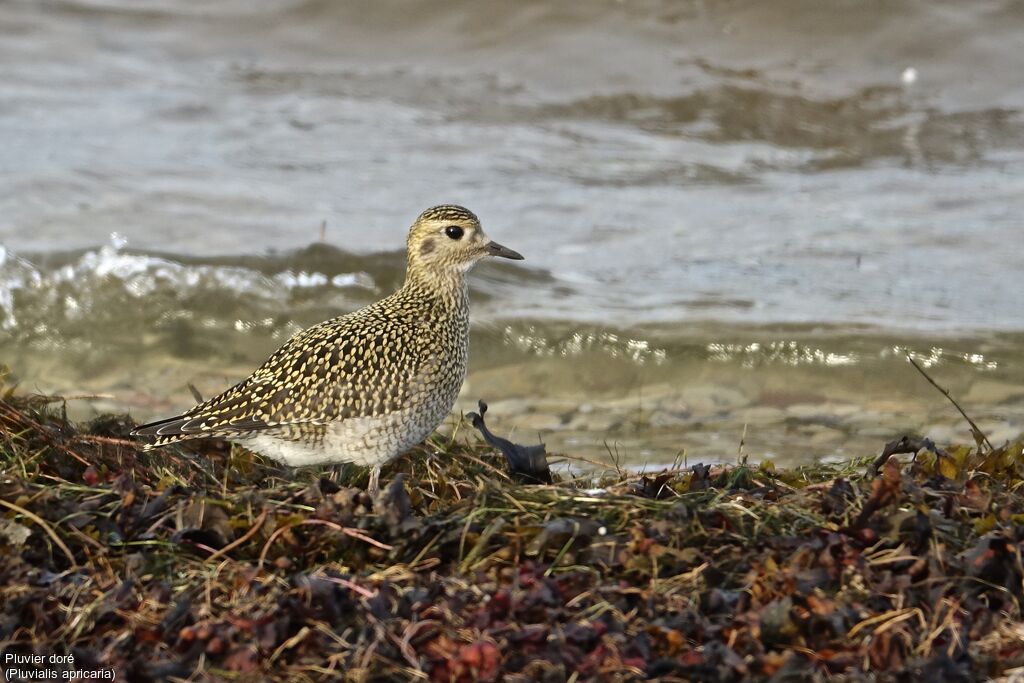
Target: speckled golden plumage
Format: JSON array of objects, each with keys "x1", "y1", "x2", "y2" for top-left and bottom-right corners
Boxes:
[{"x1": 133, "y1": 205, "x2": 523, "y2": 470}]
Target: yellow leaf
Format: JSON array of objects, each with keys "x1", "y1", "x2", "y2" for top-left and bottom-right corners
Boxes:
[
  {"x1": 948, "y1": 445, "x2": 974, "y2": 468},
  {"x1": 975, "y1": 514, "x2": 996, "y2": 535},
  {"x1": 937, "y1": 455, "x2": 959, "y2": 481}
]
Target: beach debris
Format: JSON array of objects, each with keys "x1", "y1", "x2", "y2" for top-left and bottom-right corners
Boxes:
[
  {"x1": 2, "y1": 386, "x2": 1024, "y2": 680},
  {"x1": 466, "y1": 399, "x2": 551, "y2": 484}
]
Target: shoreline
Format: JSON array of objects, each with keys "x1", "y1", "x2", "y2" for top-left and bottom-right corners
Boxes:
[{"x1": 5, "y1": 322, "x2": 1024, "y2": 470}]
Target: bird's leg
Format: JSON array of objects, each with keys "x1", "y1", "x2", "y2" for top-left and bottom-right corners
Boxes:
[
  {"x1": 272, "y1": 462, "x2": 293, "y2": 483},
  {"x1": 321, "y1": 465, "x2": 342, "y2": 487},
  {"x1": 367, "y1": 465, "x2": 381, "y2": 496}
]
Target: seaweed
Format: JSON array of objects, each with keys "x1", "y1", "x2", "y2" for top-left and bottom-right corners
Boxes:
[
  {"x1": 466, "y1": 400, "x2": 551, "y2": 485},
  {"x1": 2, "y1": 382, "x2": 1024, "y2": 682}
]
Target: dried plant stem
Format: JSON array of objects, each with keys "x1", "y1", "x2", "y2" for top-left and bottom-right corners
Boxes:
[
  {"x1": 205, "y1": 508, "x2": 269, "y2": 563},
  {"x1": 258, "y1": 519, "x2": 393, "y2": 569},
  {"x1": 1, "y1": 400, "x2": 91, "y2": 466},
  {"x1": 905, "y1": 352, "x2": 993, "y2": 451},
  {"x1": 0, "y1": 497, "x2": 77, "y2": 568}
]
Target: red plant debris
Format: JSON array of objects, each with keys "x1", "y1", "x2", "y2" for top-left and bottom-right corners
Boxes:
[{"x1": 2, "y1": 390, "x2": 1024, "y2": 682}]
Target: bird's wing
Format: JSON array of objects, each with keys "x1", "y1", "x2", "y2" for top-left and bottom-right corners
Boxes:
[
  {"x1": 134, "y1": 312, "x2": 424, "y2": 439},
  {"x1": 131, "y1": 382, "x2": 302, "y2": 438}
]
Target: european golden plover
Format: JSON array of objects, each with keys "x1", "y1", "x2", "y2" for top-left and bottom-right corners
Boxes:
[{"x1": 133, "y1": 205, "x2": 523, "y2": 486}]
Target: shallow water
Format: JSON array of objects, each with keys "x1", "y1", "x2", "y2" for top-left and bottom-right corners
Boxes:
[{"x1": 2, "y1": 0, "x2": 1023, "y2": 466}]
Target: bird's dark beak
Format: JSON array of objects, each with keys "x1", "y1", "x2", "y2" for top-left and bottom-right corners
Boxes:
[{"x1": 485, "y1": 241, "x2": 524, "y2": 260}]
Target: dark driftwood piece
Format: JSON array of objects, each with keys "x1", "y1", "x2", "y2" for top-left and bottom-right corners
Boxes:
[
  {"x1": 868, "y1": 435, "x2": 942, "y2": 477},
  {"x1": 466, "y1": 400, "x2": 552, "y2": 484}
]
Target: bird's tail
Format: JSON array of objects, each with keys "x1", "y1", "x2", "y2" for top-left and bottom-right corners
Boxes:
[{"x1": 137, "y1": 432, "x2": 204, "y2": 451}]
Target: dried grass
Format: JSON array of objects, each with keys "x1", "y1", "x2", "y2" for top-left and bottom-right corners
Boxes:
[{"x1": 2, "y1": 382, "x2": 1024, "y2": 682}]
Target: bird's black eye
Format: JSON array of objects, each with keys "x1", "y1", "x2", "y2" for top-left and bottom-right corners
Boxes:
[{"x1": 444, "y1": 225, "x2": 464, "y2": 240}]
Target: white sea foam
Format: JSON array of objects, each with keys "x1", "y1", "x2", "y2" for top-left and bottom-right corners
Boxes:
[{"x1": 0, "y1": 242, "x2": 376, "y2": 333}]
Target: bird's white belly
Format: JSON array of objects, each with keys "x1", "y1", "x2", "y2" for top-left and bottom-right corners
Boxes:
[{"x1": 236, "y1": 407, "x2": 444, "y2": 468}]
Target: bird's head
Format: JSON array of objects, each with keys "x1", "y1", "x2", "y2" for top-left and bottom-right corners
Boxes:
[{"x1": 406, "y1": 205, "x2": 523, "y2": 279}]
